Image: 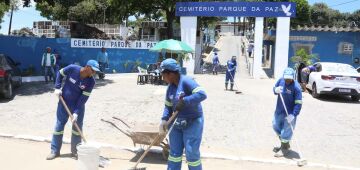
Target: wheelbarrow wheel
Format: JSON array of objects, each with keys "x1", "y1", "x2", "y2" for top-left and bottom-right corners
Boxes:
[{"x1": 162, "y1": 146, "x2": 169, "y2": 160}]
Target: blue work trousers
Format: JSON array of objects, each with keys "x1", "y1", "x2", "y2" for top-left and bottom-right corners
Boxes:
[
  {"x1": 167, "y1": 116, "x2": 204, "y2": 170},
  {"x1": 225, "y1": 71, "x2": 235, "y2": 84},
  {"x1": 272, "y1": 111, "x2": 297, "y2": 142},
  {"x1": 50, "y1": 101, "x2": 84, "y2": 154}
]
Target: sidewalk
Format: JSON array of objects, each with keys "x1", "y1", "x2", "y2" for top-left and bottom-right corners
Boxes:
[{"x1": 0, "y1": 137, "x2": 327, "y2": 170}]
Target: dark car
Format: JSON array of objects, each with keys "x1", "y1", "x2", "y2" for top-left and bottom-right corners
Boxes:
[{"x1": 0, "y1": 54, "x2": 22, "y2": 99}]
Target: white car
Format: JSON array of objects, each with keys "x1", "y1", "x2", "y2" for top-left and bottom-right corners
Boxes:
[{"x1": 306, "y1": 62, "x2": 360, "y2": 101}]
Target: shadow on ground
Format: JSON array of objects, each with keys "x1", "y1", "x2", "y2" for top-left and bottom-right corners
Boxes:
[
  {"x1": 317, "y1": 94, "x2": 360, "y2": 104},
  {"x1": 129, "y1": 151, "x2": 167, "y2": 165},
  {"x1": 284, "y1": 150, "x2": 301, "y2": 160},
  {"x1": 94, "y1": 79, "x2": 115, "y2": 89}
]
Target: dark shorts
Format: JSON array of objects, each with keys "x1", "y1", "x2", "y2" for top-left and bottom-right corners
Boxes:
[{"x1": 300, "y1": 71, "x2": 309, "y2": 83}]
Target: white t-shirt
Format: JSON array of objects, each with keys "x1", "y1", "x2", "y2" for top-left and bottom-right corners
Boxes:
[{"x1": 45, "y1": 54, "x2": 52, "y2": 66}]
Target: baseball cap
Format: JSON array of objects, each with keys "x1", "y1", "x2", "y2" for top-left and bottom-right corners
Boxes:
[
  {"x1": 86, "y1": 60, "x2": 100, "y2": 72},
  {"x1": 283, "y1": 67, "x2": 295, "y2": 80},
  {"x1": 160, "y1": 58, "x2": 180, "y2": 72}
]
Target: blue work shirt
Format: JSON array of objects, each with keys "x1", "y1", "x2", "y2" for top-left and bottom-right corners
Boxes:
[
  {"x1": 96, "y1": 52, "x2": 108, "y2": 63},
  {"x1": 213, "y1": 55, "x2": 220, "y2": 65},
  {"x1": 162, "y1": 75, "x2": 207, "y2": 121},
  {"x1": 273, "y1": 78, "x2": 302, "y2": 116},
  {"x1": 55, "y1": 64, "x2": 95, "y2": 114},
  {"x1": 227, "y1": 59, "x2": 237, "y2": 72}
]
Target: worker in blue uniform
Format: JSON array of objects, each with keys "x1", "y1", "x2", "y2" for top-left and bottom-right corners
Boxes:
[
  {"x1": 46, "y1": 60, "x2": 99, "y2": 160},
  {"x1": 225, "y1": 56, "x2": 237, "y2": 91},
  {"x1": 212, "y1": 52, "x2": 220, "y2": 75},
  {"x1": 272, "y1": 68, "x2": 303, "y2": 157},
  {"x1": 158, "y1": 58, "x2": 207, "y2": 170}
]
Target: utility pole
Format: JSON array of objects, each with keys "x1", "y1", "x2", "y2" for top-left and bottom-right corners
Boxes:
[{"x1": 8, "y1": 5, "x2": 14, "y2": 35}]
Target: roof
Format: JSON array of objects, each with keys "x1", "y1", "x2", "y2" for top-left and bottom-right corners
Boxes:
[{"x1": 291, "y1": 25, "x2": 360, "y2": 32}]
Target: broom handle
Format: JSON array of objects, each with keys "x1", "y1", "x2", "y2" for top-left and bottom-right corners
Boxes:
[
  {"x1": 60, "y1": 96, "x2": 87, "y2": 143},
  {"x1": 134, "y1": 111, "x2": 179, "y2": 168},
  {"x1": 279, "y1": 93, "x2": 303, "y2": 158}
]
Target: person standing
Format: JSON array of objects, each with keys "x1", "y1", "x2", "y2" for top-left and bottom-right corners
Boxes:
[
  {"x1": 46, "y1": 60, "x2": 99, "y2": 160},
  {"x1": 41, "y1": 47, "x2": 56, "y2": 83},
  {"x1": 247, "y1": 43, "x2": 254, "y2": 58},
  {"x1": 96, "y1": 47, "x2": 109, "y2": 79},
  {"x1": 159, "y1": 58, "x2": 207, "y2": 170},
  {"x1": 225, "y1": 56, "x2": 237, "y2": 91},
  {"x1": 53, "y1": 49, "x2": 62, "y2": 75},
  {"x1": 212, "y1": 52, "x2": 220, "y2": 75},
  {"x1": 272, "y1": 68, "x2": 303, "y2": 157}
]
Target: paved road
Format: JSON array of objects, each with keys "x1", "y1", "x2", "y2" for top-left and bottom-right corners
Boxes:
[{"x1": 1, "y1": 47, "x2": 360, "y2": 169}]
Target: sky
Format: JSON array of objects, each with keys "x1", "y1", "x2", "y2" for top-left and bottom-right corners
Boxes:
[{"x1": 1, "y1": 0, "x2": 360, "y2": 35}]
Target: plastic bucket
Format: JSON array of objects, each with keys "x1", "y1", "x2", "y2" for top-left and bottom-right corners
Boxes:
[{"x1": 77, "y1": 143, "x2": 100, "y2": 170}]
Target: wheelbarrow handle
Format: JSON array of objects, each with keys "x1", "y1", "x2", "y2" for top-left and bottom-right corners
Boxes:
[
  {"x1": 100, "y1": 119, "x2": 133, "y2": 138},
  {"x1": 133, "y1": 111, "x2": 179, "y2": 169}
]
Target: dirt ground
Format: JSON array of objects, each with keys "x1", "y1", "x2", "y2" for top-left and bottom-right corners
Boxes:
[
  {"x1": 0, "y1": 138, "x2": 328, "y2": 170},
  {"x1": 0, "y1": 36, "x2": 359, "y2": 169}
]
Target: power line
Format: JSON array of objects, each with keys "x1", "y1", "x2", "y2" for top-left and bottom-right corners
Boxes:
[{"x1": 330, "y1": 0, "x2": 360, "y2": 7}]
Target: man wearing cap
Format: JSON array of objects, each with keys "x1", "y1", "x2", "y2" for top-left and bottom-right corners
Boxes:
[
  {"x1": 159, "y1": 58, "x2": 207, "y2": 170},
  {"x1": 212, "y1": 52, "x2": 220, "y2": 75},
  {"x1": 41, "y1": 47, "x2": 56, "y2": 83},
  {"x1": 96, "y1": 47, "x2": 109, "y2": 79},
  {"x1": 46, "y1": 60, "x2": 99, "y2": 160},
  {"x1": 225, "y1": 56, "x2": 237, "y2": 91},
  {"x1": 272, "y1": 68, "x2": 302, "y2": 157}
]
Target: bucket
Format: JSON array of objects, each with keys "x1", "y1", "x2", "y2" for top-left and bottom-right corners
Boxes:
[{"x1": 77, "y1": 143, "x2": 100, "y2": 170}]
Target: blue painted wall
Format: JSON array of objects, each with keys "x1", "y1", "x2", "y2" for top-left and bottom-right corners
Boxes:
[
  {"x1": 288, "y1": 31, "x2": 360, "y2": 68},
  {"x1": 0, "y1": 36, "x2": 158, "y2": 75}
]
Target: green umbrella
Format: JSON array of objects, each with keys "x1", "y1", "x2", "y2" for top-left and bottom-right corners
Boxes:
[{"x1": 149, "y1": 39, "x2": 194, "y2": 53}]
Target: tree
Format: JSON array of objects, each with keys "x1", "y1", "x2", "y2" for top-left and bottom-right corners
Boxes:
[
  {"x1": 291, "y1": 48, "x2": 319, "y2": 66},
  {"x1": 0, "y1": 1, "x2": 10, "y2": 29}
]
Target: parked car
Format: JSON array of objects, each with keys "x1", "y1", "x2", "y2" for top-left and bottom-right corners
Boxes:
[
  {"x1": 0, "y1": 54, "x2": 22, "y2": 99},
  {"x1": 306, "y1": 62, "x2": 360, "y2": 101}
]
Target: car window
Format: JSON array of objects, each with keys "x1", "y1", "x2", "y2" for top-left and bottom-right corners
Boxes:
[
  {"x1": 0, "y1": 56, "x2": 6, "y2": 66},
  {"x1": 323, "y1": 64, "x2": 357, "y2": 74},
  {"x1": 5, "y1": 56, "x2": 16, "y2": 66}
]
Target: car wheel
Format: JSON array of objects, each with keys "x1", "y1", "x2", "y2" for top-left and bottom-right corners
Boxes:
[
  {"x1": 312, "y1": 83, "x2": 320, "y2": 98},
  {"x1": 351, "y1": 95, "x2": 360, "y2": 102},
  {"x1": 4, "y1": 79, "x2": 13, "y2": 99}
]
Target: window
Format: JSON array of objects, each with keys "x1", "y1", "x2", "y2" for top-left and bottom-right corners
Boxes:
[
  {"x1": 343, "y1": 43, "x2": 353, "y2": 52},
  {"x1": 338, "y1": 42, "x2": 353, "y2": 55}
]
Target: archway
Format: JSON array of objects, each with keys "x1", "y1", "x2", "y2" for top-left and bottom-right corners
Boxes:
[{"x1": 176, "y1": 1, "x2": 296, "y2": 79}]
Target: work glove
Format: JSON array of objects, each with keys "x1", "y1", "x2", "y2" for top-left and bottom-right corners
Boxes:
[
  {"x1": 274, "y1": 86, "x2": 283, "y2": 94},
  {"x1": 54, "y1": 89, "x2": 62, "y2": 98},
  {"x1": 72, "y1": 113, "x2": 78, "y2": 124},
  {"x1": 159, "y1": 120, "x2": 167, "y2": 136},
  {"x1": 175, "y1": 99, "x2": 185, "y2": 111},
  {"x1": 286, "y1": 114, "x2": 295, "y2": 123}
]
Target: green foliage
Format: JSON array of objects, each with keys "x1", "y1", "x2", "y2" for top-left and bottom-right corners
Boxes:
[
  {"x1": 291, "y1": 48, "x2": 319, "y2": 66},
  {"x1": 0, "y1": 2, "x2": 10, "y2": 28}
]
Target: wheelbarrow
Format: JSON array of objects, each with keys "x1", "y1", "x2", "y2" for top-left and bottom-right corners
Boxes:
[{"x1": 101, "y1": 117, "x2": 169, "y2": 160}]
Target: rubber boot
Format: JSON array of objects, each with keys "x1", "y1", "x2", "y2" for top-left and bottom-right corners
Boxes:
[
  {"x1": 274, "y1": 142, "x2": 290, "y2": 157},
  {"x1": 230, "y1": 84, "x2": 234, "y2": 91},
  {"x1": 225, "y1": 83, "x2": 228, "y2": 90},
  {"x1": 273, "y1": 136, "x2": 282, "y2": 152},
  {"x1": 46, "y1": 152, "x2": 60, "y2": 160}
]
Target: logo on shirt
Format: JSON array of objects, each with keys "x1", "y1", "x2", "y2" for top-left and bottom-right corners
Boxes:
[
  {"x1": 80, "y1": 85, "x2": 86, "y2": 90},
  {"x1": 169, "y1": 95, "x2": 174, "y2": 100},
  {"x1": 69, "y1": 77, "x2": 77, "y2": 84},
  {"x1": 286, "y1": 88, "x2": 292, "y2": 94}
]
